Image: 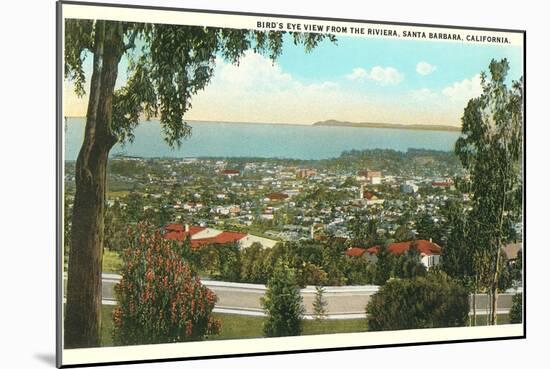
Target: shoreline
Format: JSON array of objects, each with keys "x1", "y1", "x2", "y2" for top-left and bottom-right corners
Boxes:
[
  {"x1": 313, "y1": 120, "x2": 461, "y2": 132},
  {"x1": 64, "y1": 116, "x2": 462, "y2": 133},
  {"x1": 63, "y1": 148, "x2": 456, "y2": 162}
]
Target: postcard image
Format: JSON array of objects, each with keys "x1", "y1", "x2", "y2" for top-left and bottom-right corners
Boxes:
[{"x1": 58, "y1": 1, "x2": 525, "y2": 367}]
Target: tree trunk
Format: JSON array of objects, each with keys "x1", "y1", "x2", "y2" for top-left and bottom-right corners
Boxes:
[
  {"x1": 483, "y1": 292, "x2": 487, "y2": 325},
  {"x1": 490, "y1": 247, "x2": 501, "y2": 325},
  {"x1": 472, "y1": 276, "x2": 477, "y2": 326},
  {"x1": 490, "y1": 161, "x2": 509, "y2": 326},
  {"x1": 65, "y1": 20, "x2": 123, "y2": 348}
]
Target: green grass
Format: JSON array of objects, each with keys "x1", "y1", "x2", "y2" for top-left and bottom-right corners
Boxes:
[
  {"x1": 107, "y1": 190, "x2": 130, "y2": 199},
  {"x1": 303, "y1": 318, "x2": 368, "y2": 335},
  {"x1": 207, "y1": 314, "x2": 367, "y2": 341},
  {"x1": 99, "y1": 308, "x2": 369, "y2": 346},
  {"x1": 101, "y1": 305, "x2": 115, "y2": 346},
  {"x1": 102, "y1": 249, "x2": 123, "y2": 274},
  {"x1": 98, "y1": 306, "x2": 511, "y2": 347},
  {"x1": 100, "y1": 307, "x2": 269, "y2": 346},
  {"x1": 471, "y1": 314, "x2": 510, "y2": 326},
  {"x1": 208, "y1": 313, "x2": 265, "y2": 340}
]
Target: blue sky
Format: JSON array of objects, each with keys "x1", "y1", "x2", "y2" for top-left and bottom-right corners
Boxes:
[
  {"x1": 64, "y1": 31, "x2": 523, "y2": 126},
  {"x1": 276, "y1": 34, "x2": 522, "y2": 89}
]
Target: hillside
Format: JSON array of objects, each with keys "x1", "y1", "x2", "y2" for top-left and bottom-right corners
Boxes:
[{"x1": 313, "y1": 119, "x2": 461, "y2": 132}]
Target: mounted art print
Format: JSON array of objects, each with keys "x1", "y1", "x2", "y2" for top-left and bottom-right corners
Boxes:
[{"x1": 57, "y1": 1, "x2": 525, "y2": 367}]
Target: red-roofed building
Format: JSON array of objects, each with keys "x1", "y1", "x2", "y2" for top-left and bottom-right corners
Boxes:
[
  {"x1": 223, "y1": 169, "x2": 240, "y2": 174},
  {"x1": 361, "y1": 240, "x2": 441, "y2": 269},
  {"x1": 164, "y1": 223, "x2": 184, "y2": 232},
  {"x1": 265, "y1": 192, "x2": 289, "y2": 201},
  {"x1": 345, "y1": 247, "x2": 368, "y2": 258},
  {"x1": 432, "y1": 179, "x2": 453, "y2": 188},
  {"x1": 190, "y1": 231, "x2": 247, "y2": 248},
  {"x1": 365, "y1": 246, "x2": 379, "y2": 254},
  {"x1": 163, "y1": 224, "x2": 205, "y2": 241},
  {"x1": 162, "y1": 223, "x2": 274, "y2": 250},
  {"x1": 222, "y1": 169, "x2": 240, "y2": 178}
]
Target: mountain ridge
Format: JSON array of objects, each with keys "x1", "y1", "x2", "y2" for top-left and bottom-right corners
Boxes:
[{"x1": 313, "y1": 119, "x2": 461, "y2": 132}]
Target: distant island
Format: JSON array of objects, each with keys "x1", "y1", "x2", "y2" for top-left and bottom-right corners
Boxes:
[{"x1": 313, "y1": 119, "x2": 462, "y2": 132}]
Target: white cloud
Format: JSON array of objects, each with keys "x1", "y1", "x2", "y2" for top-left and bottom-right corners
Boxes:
[
  {"x1": 345, "y1": 68, "x2": 368, "y2": 81},
  {"x1": 416, "y1": 61, "x2": 437, "y2": 76},
  {"x1": 213, "y1": 52, "x2": 294, "y2": 92},
  {"x1": 409, "y1": 75, "x2": 482, "y2": 105},
  {"x1": 369, "y1": 66, "x2": 404, "y2": 85},
  {"x1": 188, "y1": 52, "x2": 482, "y2": 126},
  {"x1": 402, "y1": 74, "x2": 484, "y2": 125},
  {"x1": 409, "y1": 88, "x2": 438, "y2": 102},
  {"x1": 188, "y1": 51, "x2": 349, "y2": 124},
  {"x1": 345, "y1": 66, "x2": 404, "y2": 86},
  {"x1": 442, "y1": 74, "x2": 482, "y2": 102}
]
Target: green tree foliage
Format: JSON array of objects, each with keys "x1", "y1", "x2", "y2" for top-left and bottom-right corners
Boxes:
[
  {"x1": 104, "y1": 200, "x2": 128, "y2": 252},
  {"x1": 454, "y1": 58, "x2": 523, "y2": 325},
  {"x1": 261, "y1": 261, "x2": 304, "y2": 337},
  {"x1": 171, "y1": 232, "x2": 196, "y2": 263},
  {"x1": 217, "y1": 244, "x2": 242, "y2": 281},
  {"x1": 288, "y1": 242, "x2": 324, "y2": 266},
  {"x1": 296, "y1": 262, "x2": 328, "y2": 287},
  {"x1": 125, "y1": 192, "x2": 145, "y2": 223},
  {"x1": 302, "y1": 184, "x2": 348, "y2": 206},
  {"x1": 438, "y1": 199, "x2": 483, "y2": 324},
  {"x1": 509, "y1": 293, "x2": 522, "y2": 324},
  {"x1": 240, "y1": 243, "x2": 270, "y2": 283},
  {"x1": 366, "y1": 273, "x2": 469, "y2": 331},
  {"x1": 64, "y1": 18, "x2": 334, "y2": 346},
  {"x1": 373, "y1": 243, "x2": 392, "y2": 285},
  {"x1": 192, "y1": 236, "x2": 433, "y2": 287},
  {"x1": 510, "y1": 250, "x2": 523, "y2": 283},
  {"x1": 321, "y1": 242, "x2": 348, "y2": 286},
  {"x1": 496, "y1": 256, "x2": 517, "y2": 291},
  {"x1": 494, "y1": 247, "x2": 522, "y2": 293},
  {"x1": 157, "y1": 205, "x2": 172, "y2": 226},
  {"x1": 440, "y1": 200, "x2": 474, "y2": 281},
  {"x1": 344, "y1": 256, "x2": 374, "y2": 285},
  {"x1": 342, "y1": 176, "x2": 359, "y2": 188},
  {"x1": 350, "y1": 214, "x2": 379, "y2": 246},
  {"x1": 237, "y1": 240, "x2": 373, "y2": 286},
  {"x1": 393, "y1": 225, "x2": 414, "y2": 242},
  {"x1": 312, "y1": 286, "x2": 328, "y2": 320},
  {"x1": 415, "y1": 212, "x2": 444, "y2": 246},
  {"x1": 392, "y1": 248, "x2": 427, "y2": 279},
  {"x1": 264, "y1": 242, "x2": 291, "y2": 277},
  {"x1": 113, "y1": 223, "x2": 220, "y2": 345},
  {"x1": 197, "y1": 243, "x2": 241, "y2": 282}
]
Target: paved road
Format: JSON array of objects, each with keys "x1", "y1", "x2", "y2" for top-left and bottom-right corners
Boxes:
[{"x1": 94, "y1": 273, "x2": 517, "y2": 319}]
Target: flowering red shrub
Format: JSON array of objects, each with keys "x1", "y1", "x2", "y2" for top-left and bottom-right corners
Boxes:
[{"x1": 113, "y1": 223, "x2": 220, "y2": 345}]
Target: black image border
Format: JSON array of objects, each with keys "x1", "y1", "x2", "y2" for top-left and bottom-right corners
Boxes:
[{"x1": 55, "y1": 1, "x2": 527, "y2": 367}]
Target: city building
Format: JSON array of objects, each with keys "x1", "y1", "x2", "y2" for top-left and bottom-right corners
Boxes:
[
  {"x1": 357, "y1": 170, "x2": 382, "y2": 185},
  {"x1": 401, "y1": 181, "x2": 419, "y2": 194},
  {"x1": 163, "y1": 223, "x2": 277, "y2": 249},
  {"x1": 361, "y1": 239, "x2": 442, "y2": 269}
]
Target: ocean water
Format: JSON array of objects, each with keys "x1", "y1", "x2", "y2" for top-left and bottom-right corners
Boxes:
[{"x1": 64, "y1": 118, "x2": 460, "y2": 161}]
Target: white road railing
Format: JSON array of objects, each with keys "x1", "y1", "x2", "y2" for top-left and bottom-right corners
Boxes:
[{"x1": 62, "y1": 273, "x2": 517, "y2": 319}]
